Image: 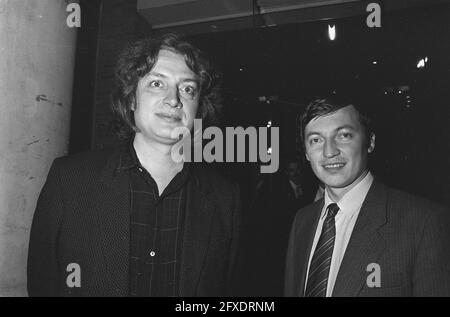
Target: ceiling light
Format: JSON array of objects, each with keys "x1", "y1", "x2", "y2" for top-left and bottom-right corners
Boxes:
[{"x1": 328, "y1": 24, "x2": 336, "y2": 41}]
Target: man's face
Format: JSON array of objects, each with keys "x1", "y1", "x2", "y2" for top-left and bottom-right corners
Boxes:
[
  {"x1": 304, "y1": 105, "x2": 375, "y2": 194},
  {"x1": 134, "y1": 49, "x2": 200, "y2": 145}
]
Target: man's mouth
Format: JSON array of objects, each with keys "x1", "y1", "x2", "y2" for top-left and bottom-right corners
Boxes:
[
  {"x1": 322, "y1": 163, "x2": 346, "y2": 169},
  {"x1": 156, "y1": 113, "x2": 182, "y2": 123}
]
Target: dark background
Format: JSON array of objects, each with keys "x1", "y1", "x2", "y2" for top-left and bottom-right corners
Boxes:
[
  {"x1": 69, "y1": 0, "x2": 450, "y2": 296},
  {"x1": 190, "y1": 4, "x2": 450, "y2": 207}
]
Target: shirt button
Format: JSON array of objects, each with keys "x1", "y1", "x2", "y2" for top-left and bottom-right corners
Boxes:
[
  {"x1": 138, "y1": 168, "x2": 143, "y2": 173},
  {"x1": 150, "y1": 251, "x2": 156, "y2": 257}
]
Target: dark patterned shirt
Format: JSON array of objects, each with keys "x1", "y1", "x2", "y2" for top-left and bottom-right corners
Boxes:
[{"x1": 119, "y1": 142, "x2": 190, "y2": 297}]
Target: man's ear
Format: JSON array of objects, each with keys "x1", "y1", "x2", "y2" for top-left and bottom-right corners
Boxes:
[
  {"x1": 368, "y1": 133, "x2": 376, "y2": 153},
  {"x1": 305, "y1": 152, "x2": 311, "y2": 162},
  {"x1": 131, "y1": 93, "x2": 138, "y2": 111}
]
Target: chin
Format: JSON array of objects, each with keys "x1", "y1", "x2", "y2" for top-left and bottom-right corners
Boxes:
[
  {"x1": 318, "y1": 174, "x2": 351, "y2": 189},
  {"x1": 154, "y1": 125, "x2": 178, "y2": 136},
  {"x1": 327, "y1": 181, "x2": 352, "y2": 190},
  {"x1": 156, "y1": 135, "x2": 180, "y2": 145},
  {"x1": 138, "y1": 130, "x2": 178, "y2": 145}
]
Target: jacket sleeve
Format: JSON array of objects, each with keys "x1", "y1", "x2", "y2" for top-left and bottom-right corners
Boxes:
[
  {"x1": 227, "y1": 182, "x2": 242, "y2": 296},
  {"x1": 284, "y1": 213, "x2": 299, "y2": 297},
  {"x1": 27, "y1": 159, "x2": 64, "y2": 296},
  {"x1": 412, "y1": 205, "x2": 450, "y2": 296}
]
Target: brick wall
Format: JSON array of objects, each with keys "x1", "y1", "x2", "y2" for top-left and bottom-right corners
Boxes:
[{"x1": 93, "y1": 0, "x2": 152, "y2": 149}]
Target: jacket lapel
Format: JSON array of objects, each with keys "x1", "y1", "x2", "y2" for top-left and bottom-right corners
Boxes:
[
  {"x1": 179, "y1": 167, "x2": 215, "y2": 296},
  {"x1": 292, "y1": 200, "x2": 323, "y2": 297},
  {"x1": 332, "y1": 181, "x2": 387, "y2": 297},
  {"x1": 96, "y1": 149, "x2": 130, "y2": 296}
]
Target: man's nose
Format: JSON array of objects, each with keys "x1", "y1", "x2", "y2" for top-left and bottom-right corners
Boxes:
[
  {"x1": 164, "y1": 86, "x2": 182, "y2": 109},
  {"x1": 323, "y1": 139, "x2": 340, "y2": 158}
]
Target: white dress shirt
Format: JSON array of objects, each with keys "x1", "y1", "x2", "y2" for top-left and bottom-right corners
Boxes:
[{"x1": 304, "y1": 171, "x2": 374, "y2": 297}]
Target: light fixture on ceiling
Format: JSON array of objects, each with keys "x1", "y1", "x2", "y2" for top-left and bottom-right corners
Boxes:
[{"x1": 328, "y1": 24, "x2": 336, "y2": 41}]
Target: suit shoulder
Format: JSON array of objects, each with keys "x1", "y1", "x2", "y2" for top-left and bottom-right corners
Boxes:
[
  {"x1": 293, "y1": 199, "x2": 323, "y2": 222},
  {"x1": 386, "y1": 185, "x2": 446, "y2": 210},
  {"x1": 298, "y1": 199, "x2": 323, "y2": 214},
  {"x1": 384, "y1": 185, "x2": 448, "y2": 219},
  {"x1": 52, "y1": 148, "x2": 116, "y2": 172}
]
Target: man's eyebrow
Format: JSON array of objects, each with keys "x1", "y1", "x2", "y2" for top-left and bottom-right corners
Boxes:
[
  {"x1": 147, "y1": 71, "x2": 199, "y2": 84},
  {"x1": 148, "y1": 71, "x2": 167, "y2": 78},
  {"x1": 305, "y1": 125, "x2": 356, "y2": 138},
  {"x1": 305, "y1": 131, "x2": 321, "y2": 139},
  {"x1": 336, "y1": 125, "x2": 357, "y2": 131},
  {"x1": 180, "y1": 78, "x2": 199, "y2": 85}
]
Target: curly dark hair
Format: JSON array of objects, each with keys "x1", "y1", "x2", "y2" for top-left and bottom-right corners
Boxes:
[{"x1": 110, "y1": 33, "x2": 222, "y2": 140}]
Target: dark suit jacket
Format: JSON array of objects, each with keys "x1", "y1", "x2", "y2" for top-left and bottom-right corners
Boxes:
[
  {"x1": 27, "y1": 148, "x2": 241, "y2": 297},
  {"x1": 285, "y1": 181, "x2": 450, "y2": 297}
]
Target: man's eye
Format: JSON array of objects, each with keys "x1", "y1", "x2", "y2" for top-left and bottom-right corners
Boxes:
[
  {"x1": 339, "y1": 132, "x2": 352, "y2": 139},
  {"x1": 309, "y1": 138, "x2": 322, "y2": 145},
  {"x1": 149, "y1": 80, "x2": 163, "y2": 88},
  {"x1": 180, "y1": 85, "x2": 197, "y2": 96}
]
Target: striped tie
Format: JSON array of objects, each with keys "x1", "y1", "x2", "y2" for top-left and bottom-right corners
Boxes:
[{"x1": 304, "y1": 203, "x2": 340, "y2": 297}]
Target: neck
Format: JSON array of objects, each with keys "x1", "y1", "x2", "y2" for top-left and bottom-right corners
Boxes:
[
  {"x1": 326, "y1": 169, "x2": 369, "y2": 203},
  {"x1": 133, "y1": 134, "x2": 183, "y2": 173}
]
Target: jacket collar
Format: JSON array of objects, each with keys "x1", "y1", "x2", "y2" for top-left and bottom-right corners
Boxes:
[
  {"x1": 290, "y1": 198, "x2": 324, "y2": 296},
  {"x1": 99, "y1": 146, "x2": 212, "y2": 197},
  {"x1": 331, "y1": 180, "x2": 388, "y2": 296}
]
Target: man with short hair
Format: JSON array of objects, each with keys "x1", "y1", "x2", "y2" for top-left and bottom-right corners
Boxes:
[
  {"x1": 27, "y1": 33, "x2": 240, "y2": 297},
  {"x1": 285, "y1": 96, "x2": 450, "y2": 297}
]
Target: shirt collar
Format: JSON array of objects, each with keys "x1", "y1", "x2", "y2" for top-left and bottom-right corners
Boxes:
[
  {"x1": 322, "y1": 171, "x2": 374, "y2": 219},
  {"x1": 115, "y1": 139, "x2": 191, "y2": 194},
  {"x1": 115, "y1": 139, "x2": 140, "y2": 172}
]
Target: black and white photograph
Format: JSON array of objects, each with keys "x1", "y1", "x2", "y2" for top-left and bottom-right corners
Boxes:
[{"x1": 1, "y1": 0, "x2": 450, "y2": 302}]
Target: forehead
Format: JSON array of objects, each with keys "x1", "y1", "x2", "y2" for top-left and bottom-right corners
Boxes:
[
  {"x1": 305, "y1": 105, "x2": 362, "y2": 134},
  {"x1": 151, "y1": 49, "x2": 196, "y2": 78}
]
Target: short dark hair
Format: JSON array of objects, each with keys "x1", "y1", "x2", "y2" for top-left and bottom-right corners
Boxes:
[
  {"x1": 299, "y1": 96, "x2": 373, "y2": 149},
  {"x1": 111, "y1": 33, "x2": 222, "y2": 140}
]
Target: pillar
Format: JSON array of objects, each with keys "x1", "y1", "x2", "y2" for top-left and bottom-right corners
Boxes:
[{"x1": 0, "y1": 0, "x2": 77, "y2": 296}]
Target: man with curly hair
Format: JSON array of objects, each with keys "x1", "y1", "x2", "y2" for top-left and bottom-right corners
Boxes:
[{"x1": 27, "y1": 33, "x2": 241, "y2": 297}]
